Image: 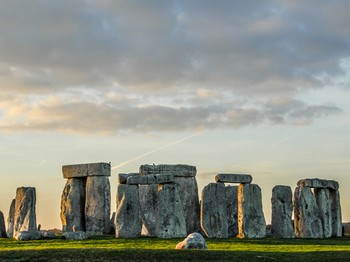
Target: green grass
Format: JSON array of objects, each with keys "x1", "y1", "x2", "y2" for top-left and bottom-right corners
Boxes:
[{"x1": 1, "y1": 236, "x2": 350, "y2": 261}]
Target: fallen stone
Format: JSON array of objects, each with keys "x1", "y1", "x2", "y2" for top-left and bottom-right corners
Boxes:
[
  {"x1": 201, "y1": 183, "x2": 228, "y2": 238},
  {"x1": 237, "y1": 184, "x2": 266, "y2": 239},
  {"x1": 6, "y1": 199, "x2": 15, "y2": 238},
  {"x1": 60, "y1": 178, "x2": 86, "y2": 232},
  {"x1": 62, "y1": 162, "x2": 111, "y2": 179},
  {"x1": 85, "y1": 176, "x2": 111, "y2": 235},
  {"x1": 330, "y1": 190, "x2": 342, "y2": 237},
  {"x1": 127, "y1": 174, "x2": 174, "y2": 185},
  {"x1": 40, "y1": 231, "x2": 56, "y2": 238},
  {"x1": 0, "y1": 211, "x2": 6, "y2": 238},
  {"x1": 140, "y1": 164, "x2": 196, "y2": 177},
  {"x1": 215, "y1": 174, "x2": 252, "y2": 184},
  {"x1": 175, "y1": 232, "x2": 208, "y2": 249},
  {"x1": 293, "y1": 186, "x2": 323, "y2": 238},
  {"x1": 15, "y1": 230, "x2": 41, "y2": 241},
  {"x1": 271, "y1": 185, "x2": 294, "y2": 238},
  {"x1": 13, "y1": 187, "x2": 37, "y2": 238},
  {"x1": 297, "y1": 178, "x2": 339, "y2": 191},
  {"x1": 63, "y1": 231, "x2": 87, "y2": 240},
  {"x1": 115, "y1": 184, "x2": 142, "y2": 238},
  {"x1": 118, "y1": 173, "x2": 138, "y2": 184},
  {"x1": 225, "y1": 185, "x2": 238, "y2": 237},
  {"x1": 315, "y1": 188, "x2": 332, "y2": 238},
  {"x1": 139, "y1": 184, "x2": 158, "y2": 236},
  {"x1": 156, "y1": 183, "x2": 187, "y2": 238}
]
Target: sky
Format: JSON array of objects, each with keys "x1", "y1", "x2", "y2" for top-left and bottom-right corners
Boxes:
[{"x1": 0, "y1": 0, "x2": 349, "y2": 230}]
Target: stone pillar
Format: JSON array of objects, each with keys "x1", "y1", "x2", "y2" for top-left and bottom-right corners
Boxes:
[
  {"x1": 314, "y1": 188, "x2": 332, "y2": 238},
  {"x1": 115, "y1": 184, "x2": 142, "y2": 238},
  {"x1": 293, "y1": 186, "x2": 323, "y2": 238},
  {"x1": 201, "y1": 183, "x2": 228, "y2": 238},
  {"x1": 13, "y1": 187, "x2": 37, "y2": 238},
  {"x1": 156, "y1": 183, "x2": 187, "y2": 238},
  {"x1": 237, "y1": 184, "x2": 266, "y2": 238},
  {"x1": 6, "y1": 199, "x2": 15, "y2": 238},
  {"x1": 139, "y1": 184, "x2": 158, "y2": 236},
  {"x1": 85, "y1": 176, "x2": 111, "y2": 235},
  {"x1": 60, "y1": 178, "x2": 86, "y2": 232},
  {"x1": 225, "y1": 185, "x2": 238, "y2": 237},
  {"x1": 330, "y1": 190, "x2": 342, "y2": 237},
  {"x1": 61, "y1": 162, "x2": 111, "y2": 235},
  {"x1": 271, "y1": 185, "x2": 294, "y2": 238},
  {"x1": 0, "y1": 211, "x2": 6, "y2": 238}
]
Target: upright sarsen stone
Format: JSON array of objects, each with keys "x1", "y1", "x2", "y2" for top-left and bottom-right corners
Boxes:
[
  {"x1": 156, "y1": 183, "x2": 187, "y2": 238},
  {"x1": 115, "y1": 184, "x2": 142, "y2": 238},
  {"x1": 13, "y1": 187, "x2": 37, "y2": 238},
  {"x1": 0, "y1": 211, "x2": 6, "y2": 238},
  {"x1": 271, "y1": 186, "x2": 294, "y2": 238},
  {"x1": 139, "y1": 184, "x2": 158, "y2": 236},
  {"x1": 314, "y1": 188, "x2": 332, "y2": 238},
  {"x1": 237, "y1": 184, "x2": 266, "y2": 239},
  {"x1": 201, "y1": 183, "x2": 228, "y2": 238},
  {"x1": 60, "y1": 178, "x2": 86, "y2": 232},
  {"x1": 7, "y1": 199, "x2": 15, "y2": 238},
  {"x1": 85, "y1": 176, "x2": 111, "y2": 235},
  {"x1": 225, "y1": 185, "x2": 238, "y2": 237},
  {"x1": 293, "y1": 186, "x2": 323, "y2": 238},
  {"x1": 330, "y1": 190, "x2": 342, "y2": 237}
]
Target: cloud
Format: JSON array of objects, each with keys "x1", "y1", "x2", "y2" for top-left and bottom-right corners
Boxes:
[{"x1": 0, "y1": 0, "x2": 348, "y2": 133}]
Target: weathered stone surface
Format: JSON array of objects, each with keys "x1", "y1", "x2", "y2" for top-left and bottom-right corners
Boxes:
[
  {"x1": 40, "y1": 231, "x2": 56, "y2": 238},
  {"x1": 175, "y1": 232, "x2": 208, "y2": 249},
  {"x1": 6, "y1": 199, "x2": 15, "y2": 238},
  {"x1": 62, "y1": 162, "x2": 111, "y2": 178},
  {"x1": 60, "y1": 178, "x2": 86, "y2": 232},
  {"x1": 201, "y1": 183, "x2": 228, "y2": 238},
  {"x1": 127, "y1": 174, "x2": 174, "y2": 185},
  {"x1": 115, "y1": 184, "x2": 142, "y2": 238},
  {"x1": 0, "y1": 211, "x2": 6, "y2": 238},
  {"x1": 13, "y1": 187, "x2": 37, "y2": 238},
  {"x1": 156, "y1": 183, "x2": 187, "y2": 238},
  {"x1": 139, "y1": 184, "x2": 158, "y2": 236},
  {"x1": 85, "y1": 176, "x2": 111, "y2": 235},
  {"x1": 118, "y1": 173, "x2": 138, "y2": 184},
  {"x1": 297, "y1": 178, "x2": 339, "y2": 191},
  {"x1": 315, "y1": 188, "x2": 332, "y2": 238},
  {"x1": 140, "y1": 164, "x2": 196, "y2": 177},
  {"x1": 109, "y1": 212, "x2": 116, "y2": 234},
  {"x1": 215, "y1": 174, "x2": 252, "y2": 184},
  {"x1": 271, "y1": 186, "x2": 294, "y2": 238},
  {"x1": 330, "y1": 190, "x2": 342, "y2": 237},
  {"x1": 175, "y1": 176, "x2": 200, "y2": 234},
  {"x1": 294, "y1": 186, "x2": 323, "y2": 238},
  {"x1": 237, "y1": 184, "x2": 266, "y2": 239},
  {"x1": 63, "y1": 231, "x2": 87, "y2": 240},
  {"x1": 343, "y1": 223, "x2": 350, "y2": 236},
  {"x1": 15, "y1": 230, "x2": 41, "y2": 241},
  {"x1": 225, "y1": 185, "x2": 238, "y2": 237}
]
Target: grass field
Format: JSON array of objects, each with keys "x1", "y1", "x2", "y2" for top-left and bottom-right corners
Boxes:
[{"x1": 1, "y1": 235, "x2": 350, "y2": 261}]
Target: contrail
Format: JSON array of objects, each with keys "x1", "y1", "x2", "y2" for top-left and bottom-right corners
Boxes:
[{"x1": 111, "y1": 132, "x2": 202, "y2": 171}]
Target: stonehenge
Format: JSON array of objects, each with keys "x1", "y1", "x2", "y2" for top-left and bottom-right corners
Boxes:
[
  {"x1": 60, "y1": 162, "x2": 111, "y2": 235},
  {"x1": 0, "y1": 210, "x2": 6, "y2": 238}
]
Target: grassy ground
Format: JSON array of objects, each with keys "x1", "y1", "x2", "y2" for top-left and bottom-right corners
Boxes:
[{"x1": 0, "y1": 235, "x2": 350, "y2": 261}]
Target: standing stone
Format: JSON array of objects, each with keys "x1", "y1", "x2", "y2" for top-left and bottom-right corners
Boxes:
[
  {"x1": 330, "y1": 190, "x2": 342, "y2": 237},
  {"x1": 201, "y1": 183, "x2": 228, "y2": 238},
  {"x1": 0, "y1": 211, "x2": 6, "y2": 238},
  {"x1": 139, "y1": 184, "x2": 158, "y2": 236},
  {"x1": 314, "y1": 188, "x2": 332, "y2": 238},
  {"x1": 13, "y1": 187, "x2": 37, "y2": 238},
  {"x1": 60, "y1": 178, "x2": 86, "y2": 232},
  {"x1": 271, "y1": 186, "x2": 294, "y2": 238},
  {"x1": 156, "y1": 183, "x2": 187, "y2": 238},
  {"x1": 237, "y1": 184, "x2": 266, "y2": 239},
  {"x1": 109, "y1": 212, "x2": 116, "y2": 234},
  {"x1": 115, "y1": 184, "x2": 142, "y2": 238},
  {"x1": 7, "y1": 199, "x2": 15, "y2": 238},
  {"x1": 293, "y1": 186, "x2": 323, "y2": 238},
  {"x1": 140, "y1": 164, "x2": 200, "y2": 234},
  {"x1": 85, "y1": 176, "x2": 111, "y2": 235},
  {"x1": 225, "y1": 185, "x2": 238, "y2": 237}
]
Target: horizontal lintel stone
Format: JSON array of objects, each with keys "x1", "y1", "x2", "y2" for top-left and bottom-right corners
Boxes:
[
  {"x1": 139, "y1": 164, "x2": 196, "y2": 177},
  {"x1": 127, "y1": 174, "x2": 174, "y2": 185},
  {"x1": 62, "y1": 162, "x2": 111, "y2": 179},
  {"x1": 118, "y1": 173, "x2": 139, "y2": 184},
  {"x1": 297, "y1": 178, "x2": 339, "y2": 191},
  {"x1": 215, "y1": 174, "x2": 252, "y2": 184}
]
